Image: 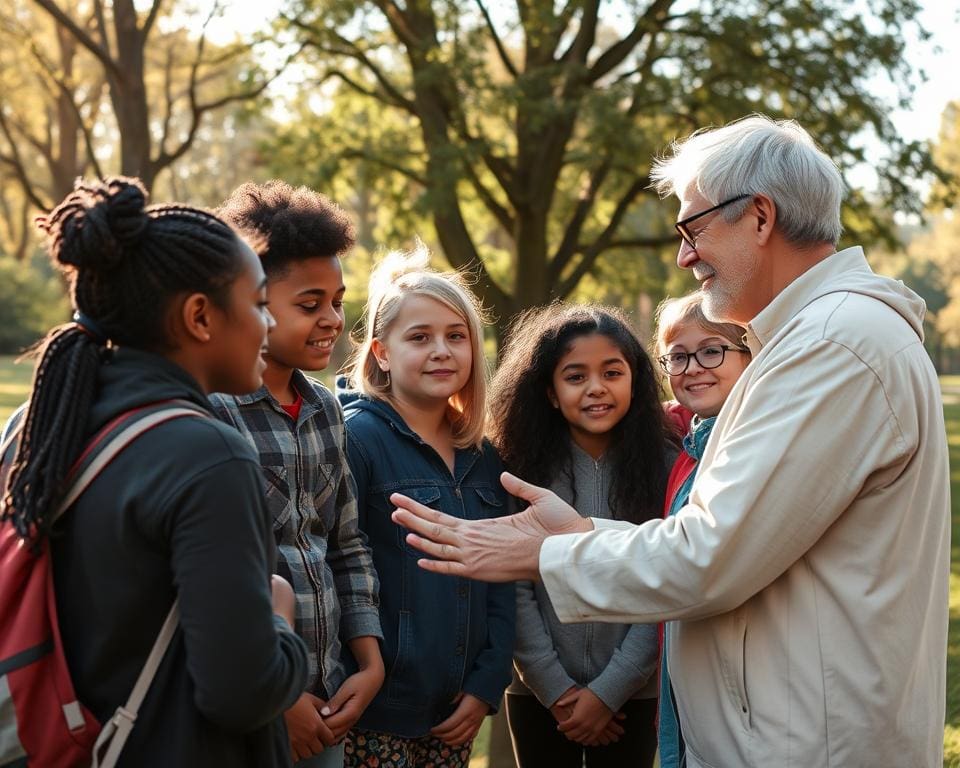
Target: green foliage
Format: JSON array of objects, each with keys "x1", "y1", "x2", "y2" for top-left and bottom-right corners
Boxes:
[
  {"x1": 0, "y1": 253, "x2": 70, "y2": 354},
  {"x1": 273, "y1": 0, "x2": 938, "y2": 337}
]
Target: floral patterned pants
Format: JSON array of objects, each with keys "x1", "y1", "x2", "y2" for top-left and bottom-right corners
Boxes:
[{"x1": 344, "y1": 728, "x2": 473, "y2": 768}]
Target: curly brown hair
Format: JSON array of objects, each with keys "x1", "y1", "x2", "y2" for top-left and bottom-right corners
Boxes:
[
  {"x1": 217, "y1": 180, "x2": 355, "y2": 276},
  {"x1": 489, "y1": 303, "x2": 671, "y2": 524}
]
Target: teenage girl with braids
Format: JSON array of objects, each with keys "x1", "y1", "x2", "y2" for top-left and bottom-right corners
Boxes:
[
  {"x1": 490, "y1": 304, "x2": 674, "y2": 768},
  {"x1": 0, "y1": 177, "x2": 309, "y2": 768}
]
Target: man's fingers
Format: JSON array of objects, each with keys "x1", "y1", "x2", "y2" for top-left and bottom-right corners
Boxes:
[
  {"x1": 399, "y1": 529, "x2": 462, "y2": 561},
  {"x1": 391, "y1": 494, "x2": 461, "y2": 529},
  {"x1": 499, "y1": 471, "x2": 550, "y2": 502},
  {"x1": 415, "y1": 555, "x2": 471, "y2": 576}
]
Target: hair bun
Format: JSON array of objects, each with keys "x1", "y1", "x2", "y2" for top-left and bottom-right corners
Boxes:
[{"x1": 42, "y1": 176, "x2": 151, "y2": 271}]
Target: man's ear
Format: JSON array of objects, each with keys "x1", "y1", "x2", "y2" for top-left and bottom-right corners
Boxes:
[
  {"x1": 753, "y1": 194, "x2": 777, "y2": 246},
  {"x1": 178, "y1": 292, "x2": 216, "y2": 344}
]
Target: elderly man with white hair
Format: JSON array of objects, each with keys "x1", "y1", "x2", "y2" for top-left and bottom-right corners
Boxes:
[{"x1": 393, "y1": 115, "x2": 950, "y2": 768}]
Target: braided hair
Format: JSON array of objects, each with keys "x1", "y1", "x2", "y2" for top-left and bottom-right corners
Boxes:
[{"x1": 2, "y1": 176, "x2": 244, "y2": 545}]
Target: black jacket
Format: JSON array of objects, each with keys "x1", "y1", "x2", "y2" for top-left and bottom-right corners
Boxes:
[{"x1": 43, "y1": 349, "x2": 308, "y2": 767}]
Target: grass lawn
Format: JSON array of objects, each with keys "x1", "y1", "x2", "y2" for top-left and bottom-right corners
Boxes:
[{"x1": 0, "y1": 358, "x2": 957, "y2": 764}]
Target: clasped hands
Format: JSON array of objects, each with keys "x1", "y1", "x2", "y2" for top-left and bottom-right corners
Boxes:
[
  {"x1": 551, "y1": 686, "x2": 626, "y2": 747},
  {"x1": 391, "y1": 471, "x2": 593, "y2": 582},
  {"x1": 284, "y1": 664, "x2": 384, "y2": 762}
]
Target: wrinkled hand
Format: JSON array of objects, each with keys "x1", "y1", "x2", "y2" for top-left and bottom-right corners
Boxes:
[
  {"x1": 430, "y1": 693, "x2": 490, "y2": 747},
  {"x1": 555, "y1": 687, "x2": 623, "y2": 746},
  {"x1": 391, "y1": 472, "x2": 592, "y2": 582},
  {"x1": 284, "y1": 692, "x2": 337, "y2": 761},
  {"x1": 320, "y1": 666, "x2": 385, "y2": 742}
]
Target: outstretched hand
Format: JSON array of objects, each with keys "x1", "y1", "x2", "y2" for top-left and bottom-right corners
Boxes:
[{"x1": 391, "y1": 471, "x2": 592, "y2": 582}]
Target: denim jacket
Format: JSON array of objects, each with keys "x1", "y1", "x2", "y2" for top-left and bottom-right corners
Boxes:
[{"x1": 341, "y1": 394, "x2": 515, "y2": 738}]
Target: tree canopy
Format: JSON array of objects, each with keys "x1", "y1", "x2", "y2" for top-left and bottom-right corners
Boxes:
[{"x1": 275, "y1": 0, "x2": 939, "y2": 335}]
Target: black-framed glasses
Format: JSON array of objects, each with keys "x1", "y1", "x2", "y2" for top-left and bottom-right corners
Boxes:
[
  {"x1": 675, "y1": 194, "x2": 751, "y2": 249},
  {"x1": 657, "y1": 344, "x2": 749, "y2": 376}
]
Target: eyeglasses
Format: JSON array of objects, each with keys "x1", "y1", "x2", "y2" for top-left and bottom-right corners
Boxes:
[
  {"x1": 657, "y1": 344, "x2": 749, "y2": 376},
  {"x1": 675, "y1": 194, "x2": 751, "y2": 249}
]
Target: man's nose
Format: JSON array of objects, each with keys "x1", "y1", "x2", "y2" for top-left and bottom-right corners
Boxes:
[{"x1": 677, "y1": 239, "x2": 698, "y2": 269}]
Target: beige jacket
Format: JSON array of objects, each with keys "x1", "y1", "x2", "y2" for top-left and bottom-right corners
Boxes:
[{"x1": 540, "y1": 247, "x2": 950, "y2": 767}]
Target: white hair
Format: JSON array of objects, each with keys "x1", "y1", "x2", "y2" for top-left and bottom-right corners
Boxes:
[{"x1": 650, "y1": 115, "x2": 844, "y2": 246}]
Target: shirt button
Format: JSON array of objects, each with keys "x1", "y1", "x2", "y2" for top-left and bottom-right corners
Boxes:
[
  {"x1": 455, "y1": 645, "x2": 465, "y2": 655},
  {"x1": 459, "y1": 585, "x2": 469, "y2": 597}
]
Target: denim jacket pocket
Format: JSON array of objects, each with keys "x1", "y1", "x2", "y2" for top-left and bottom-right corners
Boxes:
[
  {"x1": 472, "y1": 486, "x2": 504, "y2": 518},
  {"x1": 394, "y1": 486, "x2": 442, "y2": 555},
  {"x1": 262, "y1": 465, "x2": 292, "y2": 534}
]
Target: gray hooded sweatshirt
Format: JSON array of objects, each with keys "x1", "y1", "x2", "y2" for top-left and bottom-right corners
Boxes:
[{"x1": 508, "y1": 440, "x2": 662, "y2": 710}]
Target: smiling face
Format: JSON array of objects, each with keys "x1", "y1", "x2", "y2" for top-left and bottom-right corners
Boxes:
[
  {"x1": 675, "y1": 186, "x2": 767, "y2": 325},
  {"x1": 549, "y1": 332, "x2": 632, "y2": 457},
  {"x1": 665, "y1": 321, "x2": 751, "y2": 418},
  {"x1": 262, "y1": 256, "x2": 345, "y2": 374},
  {"x1": 373, "y1": 293, "x2": 473, "y2": 409}
]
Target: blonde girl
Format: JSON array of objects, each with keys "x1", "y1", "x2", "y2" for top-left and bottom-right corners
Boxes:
[{"x1": 338, "y1": 247, "x2": 514, "y2": 767}]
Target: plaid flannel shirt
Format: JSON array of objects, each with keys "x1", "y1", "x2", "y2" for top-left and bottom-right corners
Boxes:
[{"x1": 210, "y1": 371, "x2": 382, "y2": 698}]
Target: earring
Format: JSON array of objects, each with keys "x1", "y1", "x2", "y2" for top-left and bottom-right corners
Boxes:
[{"x1": 384, "y1": 370, "x2": 391, "y2": 386}]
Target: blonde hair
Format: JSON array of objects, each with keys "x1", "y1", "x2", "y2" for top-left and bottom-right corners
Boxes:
[
  {"x1": 344, "y1": 245, "x2": 489, "y2": 449},
  {"x1": 654, "y1": 291, "x2": 749, "y2": 359}
]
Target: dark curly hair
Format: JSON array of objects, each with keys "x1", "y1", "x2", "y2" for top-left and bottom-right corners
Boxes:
[
  {"x1": 489, "y1": 303, "x2": 670, "y2": 524},
  {"x1": 2, "y1": 176, "x2": 245, "y2": 546},
  {"x1": 216, "y1": 180, "x2": 355, "y2": 276}
]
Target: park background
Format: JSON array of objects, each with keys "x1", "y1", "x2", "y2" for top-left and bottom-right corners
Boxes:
[{"x1": 0, "y1": 0, "x2": 958, "y2": 764}]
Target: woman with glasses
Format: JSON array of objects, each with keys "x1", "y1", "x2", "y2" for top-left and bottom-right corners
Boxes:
[{"x1": 652, "y1": 291, "x2": 750, "y2": 768}]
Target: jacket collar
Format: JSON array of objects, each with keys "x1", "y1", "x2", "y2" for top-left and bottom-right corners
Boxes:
[
  {"x1": 744, "y1": 246, "x2": 866, "y2": 355},
  {"x1": 344, "y1": 394, "x2": 425, "y2": 443},
  {"x1": 90, "y1": 347, "x2": 211, "y2": 430},
  {"x1": 231, "y1": 369, "x2": 324, "y2": 411}
]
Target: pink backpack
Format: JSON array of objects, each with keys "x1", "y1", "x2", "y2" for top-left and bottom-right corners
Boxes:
[{"x1": 0, "y1": 400, "x2": 206, "y2": 768}]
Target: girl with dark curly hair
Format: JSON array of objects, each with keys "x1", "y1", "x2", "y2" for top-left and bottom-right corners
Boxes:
[{"x1": 492, "y1": 303, "x2": 673, "y2": 768}]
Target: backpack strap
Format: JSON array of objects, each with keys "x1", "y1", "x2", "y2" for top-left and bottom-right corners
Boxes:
[
  {"x1": 53, "y1": 399, "x2": 209, "y2": 525},
  {"x1": 92, "y1": 600, "x2": 180, "y2": 768},
  {"x1": 45, "y1": 399, "x2": 209, "y2": 768}
]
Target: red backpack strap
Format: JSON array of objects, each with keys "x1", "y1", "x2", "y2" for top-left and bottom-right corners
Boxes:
[{"x1": 52, "y1": 399, "x2": 209, "y2": 526}]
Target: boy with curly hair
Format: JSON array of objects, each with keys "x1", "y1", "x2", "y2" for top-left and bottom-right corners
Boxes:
[{"x1": 212, "y1": 181, "x2": 383, "y2": 768}]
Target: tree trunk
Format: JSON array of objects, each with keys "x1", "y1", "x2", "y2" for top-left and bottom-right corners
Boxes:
[{"x1": 111, "y1": 0, "x2": 153, "y2": 185}]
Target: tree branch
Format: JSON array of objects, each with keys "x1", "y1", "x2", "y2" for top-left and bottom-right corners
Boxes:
[
  {"x1": 340, "y1": 148, "x2": 428, "y2": 186},
  {"x1": 474, "y1": 0, "x2": 518, "y2": 78},
  {"x1": 0, "y1": 114, "x2": 52, "y2": 211},
  {"x1": 594, "y1": 235, "x2": 676, "y2": 250},
  {"x1": 294, "y1": 18, "x2": 417, "y2": 113},
  {"x1": 557, "y1": 178, "x2": 648, "y2": 297},
  {"x1": 142, "y1": 0, "x2": 164, "y2": 39},
  {"x1": 158, "y1": 45, "x2": 176, "y2": 153},
  {"x1": 462, "y1": 159, "x2": 516, "y2": 235},
  {"x1": 549, "y1": 160, "x2": 612, "y2": 281},
  {"x1": 588, "y1": 0, "x2": 673, "y2": 84},
  {"x1": 31, "y1": 0, "x2": 121, "y2": 79},
  {"x1": 371, "y1": 0, "x2": 420, "y2": 49}
]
